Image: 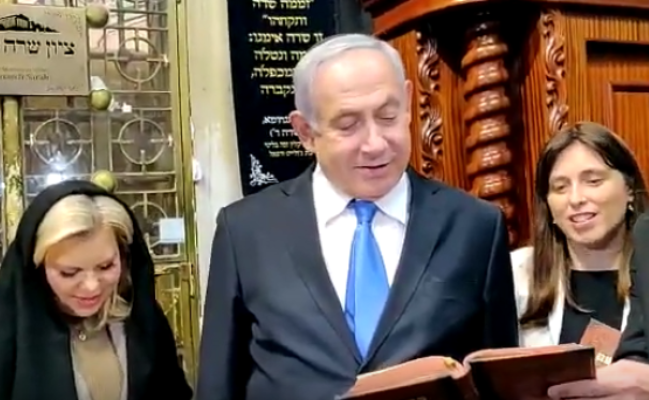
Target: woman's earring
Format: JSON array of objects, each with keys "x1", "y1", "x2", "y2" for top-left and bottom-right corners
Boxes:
[{"x1": 628, "y1": 202, "x2": 635, "y2": 212}]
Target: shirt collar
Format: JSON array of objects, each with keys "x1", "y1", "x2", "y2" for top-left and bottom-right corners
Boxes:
[{"x1": 312, "y1": 164, "x2": 409, "y2": 226}]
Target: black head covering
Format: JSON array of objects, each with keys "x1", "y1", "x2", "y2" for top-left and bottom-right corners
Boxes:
[{"x1": 0, "y1": 180, "x2": 192, "y2": 399}]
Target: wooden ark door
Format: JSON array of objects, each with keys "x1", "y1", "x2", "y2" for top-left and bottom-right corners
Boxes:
[
  {"x1": 2, "y1": 0, "x2": 200, "y2": 385},
  {"x1": 565, "y1": 10, "x2": 649, "y2": 181},
  {"x1": 589, "y1": 41, "x2": 649, "y2": 178}
]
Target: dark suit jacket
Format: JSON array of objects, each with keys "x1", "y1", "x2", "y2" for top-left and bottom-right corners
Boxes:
[
  {"x1": 196, "y1": 168, "x2": 519, "y2": 400},
  {"x1": 615, "y1": 250, "x2": 649, "y2": 362}
]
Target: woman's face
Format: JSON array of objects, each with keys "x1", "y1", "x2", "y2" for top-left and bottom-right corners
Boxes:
[
  {"x1": 546, "y1": 142, "x2": 632, "y2": 248},
  {"x1": 43, "y1": 225, "x2": 122, "y2": 318}
]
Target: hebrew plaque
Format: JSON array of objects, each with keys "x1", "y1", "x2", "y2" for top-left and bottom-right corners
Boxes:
[
  {"x1": 228, "y1": 0, "x2": 335, "y2": 195},
  {"x1": 0, "y1": 4, "x2": 89, "y2": 96}
]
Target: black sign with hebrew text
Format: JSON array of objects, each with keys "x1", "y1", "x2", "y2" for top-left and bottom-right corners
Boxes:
[{"x1": 227, "y1": 0, "x2": 336, "y2": 196}]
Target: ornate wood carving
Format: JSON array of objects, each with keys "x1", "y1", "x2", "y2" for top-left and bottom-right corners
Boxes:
[
  {"x1": 461, "y1": 18, "x2": 518, "y2": 245},
  {"x1": 415, "y1": 30, "x2": 443, "y2": 179},
  {"x1": 542, "y1": 9, "x2": 569, "y2": 134},
  {"x1": 363, "y1": 0, "x2": 649, "y2": 36}
]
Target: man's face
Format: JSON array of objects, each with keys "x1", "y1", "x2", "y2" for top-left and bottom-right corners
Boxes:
[{"x1": 291, "y1": 48, "x2": 412, "y2": 200}]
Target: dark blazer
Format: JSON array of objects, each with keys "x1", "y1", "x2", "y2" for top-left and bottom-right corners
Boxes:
[
  {"x1": 196, "y1": 168, "x2": 519, "y2": 400},
  {"x1": 615, "y1": 242, "x2": 649, "y2": 362}
]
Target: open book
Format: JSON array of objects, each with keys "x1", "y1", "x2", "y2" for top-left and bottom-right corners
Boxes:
[{"x1": 339, "y1": 344, "x2": 595, "y2": 400}]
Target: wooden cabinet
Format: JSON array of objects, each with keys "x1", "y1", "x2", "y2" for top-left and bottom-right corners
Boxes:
[{"x1": 360, "y1": 0, "x2": 649, "y2": 247}]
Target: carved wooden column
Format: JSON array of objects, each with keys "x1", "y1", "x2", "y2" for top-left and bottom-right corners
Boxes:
[
  {"x1": 542, "y1": 10, "x2": 569, "y2": 134},
  {"x1": 415, "y1": 30, "x2": 443, "y2": 179},
  {"x1": 461, "y1": 17, "x2": 518, "y2": 245}
]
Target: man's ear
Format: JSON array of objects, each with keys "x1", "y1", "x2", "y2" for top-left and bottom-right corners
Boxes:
[{"x1": 290, "y1": 110, "x2": 316, "y2": 153}]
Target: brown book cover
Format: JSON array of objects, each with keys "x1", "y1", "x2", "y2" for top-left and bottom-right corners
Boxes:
[
  {"x1": 580, "y1": 318, "x2": 622, "y2": 367},
  {"x1": 339, "y1": 344, "x2": 596, "y2": 400}
]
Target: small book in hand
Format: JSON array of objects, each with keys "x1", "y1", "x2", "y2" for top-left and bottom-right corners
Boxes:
[
  {"x1": 580, "y1": 318, "x2": 622, "y2": 367},
  {"x1": 339, "y1": 343, "x2": 596, "y2": 400}
]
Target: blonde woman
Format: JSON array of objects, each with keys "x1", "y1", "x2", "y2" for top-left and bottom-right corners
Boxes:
[{"x1": 0, "y1": 180, "x2": 192, "y2": 400}]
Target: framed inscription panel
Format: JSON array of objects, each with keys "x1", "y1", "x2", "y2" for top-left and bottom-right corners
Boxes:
[
  {"x1": 0, "y1": 4, "x2": 89, "y2": 96},
  {"x1": 228, "y1": 0, "x2": 336, "y2": 196}
]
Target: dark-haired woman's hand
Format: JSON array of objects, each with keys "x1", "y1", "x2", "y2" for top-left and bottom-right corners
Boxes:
[{"x1": 547, "y1": 359, "x2": 649, "y2": 399}]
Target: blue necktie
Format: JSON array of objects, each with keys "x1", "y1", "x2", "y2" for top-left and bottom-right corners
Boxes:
[{"x1": 344, "y1": 200, "x2": 389, "y2": 358}]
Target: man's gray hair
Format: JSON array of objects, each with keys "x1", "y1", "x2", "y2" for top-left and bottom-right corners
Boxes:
[{"x1": 293, "y1": 34, "x2": 406, "y2": 124}]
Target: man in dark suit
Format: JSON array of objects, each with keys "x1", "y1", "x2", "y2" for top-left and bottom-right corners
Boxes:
[{"x1": 196, "y1": 33, "x2": 518, "y2": 400}]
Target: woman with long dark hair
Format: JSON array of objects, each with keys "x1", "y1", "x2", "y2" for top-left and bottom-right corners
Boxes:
[{"x1": 512, "y1": 122, "x2": 648, "y2": 348}]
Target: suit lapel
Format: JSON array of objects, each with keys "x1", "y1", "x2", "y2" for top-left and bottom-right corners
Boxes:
[
  {"x1": 636, "y1": 259, "x2": 649, "y2": 336},
  {"x1": 364, "y1": 172, "x2": 447, "y2": 363},
  {"x1": 283, "y1": 169, "x2": 361, "y2": 362}
]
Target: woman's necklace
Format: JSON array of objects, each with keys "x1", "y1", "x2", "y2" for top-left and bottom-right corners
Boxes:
[{"x1": 74, "y1": 326, "x2": 88, "y2": 341}]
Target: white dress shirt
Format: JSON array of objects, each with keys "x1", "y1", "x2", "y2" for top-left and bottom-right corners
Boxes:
[{"x1": 312, "y1": 165, "x2": 410, "y2": 307}]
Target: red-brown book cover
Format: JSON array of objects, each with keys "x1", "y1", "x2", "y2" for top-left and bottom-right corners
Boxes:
[
  {"x1": 339, "y1": 344, "x2": 596, "y2": 400},
  {"x1": 580, "y1": 318, "x2": 622, "y2": 367}
]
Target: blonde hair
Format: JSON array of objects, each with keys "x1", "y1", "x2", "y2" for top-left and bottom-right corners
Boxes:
[{"x1": 33, "y1": 194, "x2": 134, "y2": 332}]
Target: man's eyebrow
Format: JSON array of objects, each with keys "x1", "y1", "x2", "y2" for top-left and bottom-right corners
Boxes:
[
  {"x1": 378, "y1": 97, "x2": 400, "y2": 109},
  {"x1": 330, "y1": 110, "x2": 359, "y2": 123}
]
